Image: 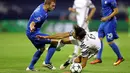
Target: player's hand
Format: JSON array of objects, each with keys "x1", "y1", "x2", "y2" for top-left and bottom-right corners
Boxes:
[
  {"x1": 68, "y1": 7, "x2": 78, "y2": 15},
  {"x1": 30, "y1": 26, "x2": 35, "y2": 32},
  {"x1": 101, "y1": 16, "x2": 110, "y2": 22},
  {"x1": 68, "y1": 7, "x2": 76, "y2": 12},
  {"x1": 68, "y1": 7, "x2": 73, "y2": 12}
]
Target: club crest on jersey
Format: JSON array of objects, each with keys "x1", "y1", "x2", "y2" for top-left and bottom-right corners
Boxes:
[{"x1": 35, "y1": 17, "x2": 41, "y2": 21}]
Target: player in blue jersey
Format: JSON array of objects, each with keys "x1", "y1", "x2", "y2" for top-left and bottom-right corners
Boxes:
[
  {"x1": 26, "y1": 0, "x2": 58, "y2": 71},
  {"x1": 90, "y1": 0, "x2": 124, "y2": 66}
]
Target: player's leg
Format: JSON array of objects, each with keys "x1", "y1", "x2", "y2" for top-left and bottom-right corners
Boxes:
[
  {"x1": 26, "y1": 47, "x2": 45, "y2": 71},
  {"x1": 43, "y1": 37, "x2": 73, "y2": 70},
  {"x1": 73, "y1": 8, "x2": 86, "y2": 55},
  {"x1": 73, "y1": 55, "x2": 88, "y2": 69},
  {"x1": 108, "y1": 41, "x2": 124, "y2": 66},
  {"x1": 60, "y1": 53, "x2": 77, "y2": 70},
  {"x1": 90, "y1": 23, "x2": 105, "y2": 64},
  {"x1": 43, "y1": 43, "x2": 57, "y2": 70},
  {"x1": 30, "y1": 33, "x2": 58, "y2": 70},
  {"x1": 26, "y1": 33, "x2": 48, "y2": 71},
  {"x1": 37, "y1": 38, "x2": 59, "y2": 70},
  {"x1": 105, "y1": 21, "x2": 124, "y2": 66},
  {"x1": 59, "y1": 37, "x2": 78, "y2": 70},
  {"x1": 95, "y1": 38, "x2": 103, "y2": 60},
  {"x1": 73, "y1": 45, "x2": 79, "y2": 55},
  {"x1": 81, "y1": 57, "x2": 88, "y2": 69}
]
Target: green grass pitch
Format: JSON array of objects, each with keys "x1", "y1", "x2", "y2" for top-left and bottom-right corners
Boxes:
[{"x1": 0, "y1": 32, "x2": 130, "y2": 73}]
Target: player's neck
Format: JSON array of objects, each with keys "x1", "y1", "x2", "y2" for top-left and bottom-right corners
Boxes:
[{"x1": 43, "y1": 5, "x2": 49, "y2": 12}]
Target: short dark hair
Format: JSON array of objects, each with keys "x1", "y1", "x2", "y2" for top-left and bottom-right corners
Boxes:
[
  {"x1": 73, "y1": 24, "x2": 86, "y2": 39},
  {"x1": 44, "y1": 0, "x2": 56, "y2": 4}
]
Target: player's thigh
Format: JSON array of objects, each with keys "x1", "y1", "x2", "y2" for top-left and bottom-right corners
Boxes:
[
  {"x1": 98, "y1": 22, "x2": 105, "y2": 39},
  {"x1": 104, "y1": 21, "x2": 119, "y2": 42},
  {"x1": 29, "y1": 33, "x2": 51, "y2": 49},
  {"x1": 35, "y1": 33, "x2": 51, "y2": 43},
  {"x1": 76, "y1": 8, "x2": 86, "y2": 27}
]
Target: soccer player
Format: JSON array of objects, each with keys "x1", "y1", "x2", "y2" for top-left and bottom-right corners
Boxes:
[
  {"x1": 26, "y1": 0, "x2": 58, "y2": 71},
  {"x1": 37, "y1": 25, "x2": 101, "y2": 69},
  {"x1": 68, "y1": 0, "x2": 96, "y2": 59},
  {"x1": 90, "y1": 0, "x2": 124, "y2": 66}
]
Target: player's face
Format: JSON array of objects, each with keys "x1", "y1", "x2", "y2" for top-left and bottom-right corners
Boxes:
[{"x1": 49, "y1": 2, "x2": 56, "y2": 11}]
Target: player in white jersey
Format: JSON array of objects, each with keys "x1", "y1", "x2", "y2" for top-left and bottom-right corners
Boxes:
[
  {"x1": 59, "y1": 30, "x2": 100, "y2": 69},
  {"x1": 36, "y1": 25, "x2": 101, "y2": 69},
  {"x1": 68, "y1": 0, "x2": 96, "y2": 57}
]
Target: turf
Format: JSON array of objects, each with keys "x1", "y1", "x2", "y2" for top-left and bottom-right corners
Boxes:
[{"x1": 0, "y1": 32, "x2": 130, "y2": 73}]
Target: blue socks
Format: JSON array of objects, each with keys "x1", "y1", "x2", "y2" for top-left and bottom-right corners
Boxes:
[
  {"x1": 29, "y1": 50, "x2": 43, "y2": 69},
  {"x1": 97, "y1": 41, "x2": 103, "y2": 59},
  {"x1": 109, "y1": 43, "x2": 122, "y2": 59},
  {"x1": 28, "y1": 44, "x2": 56, "y2": 69},
  {"x1": 45, "y1": 45, "x2": 56, "y2": 64},
  {"x1": 97, "y1": 41, "x2": 122, "y2": 59}
]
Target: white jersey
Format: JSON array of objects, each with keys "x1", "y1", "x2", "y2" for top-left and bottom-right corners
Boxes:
[
  {"x1": 69, "y1": 31, "x2": 101, "y2": 58},
  {"x1": 73, "y1": 0, "x2": 95, "y2": 31}
]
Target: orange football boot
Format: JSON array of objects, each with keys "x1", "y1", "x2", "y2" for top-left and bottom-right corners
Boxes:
[
  {"x1": 90, "y1": 59, "x2": 102, "y2": 64},
  {"x1": 113, "y1": 58, "x2": 124, "y2": 66}
]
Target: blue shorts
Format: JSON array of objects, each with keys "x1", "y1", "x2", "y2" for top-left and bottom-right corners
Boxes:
[
  {"x1": 98, "y1": 19, "x2": 119, "y2": 42},
  {"x1": 26, "y1": 32, "x2": 51, "y2": 49}
]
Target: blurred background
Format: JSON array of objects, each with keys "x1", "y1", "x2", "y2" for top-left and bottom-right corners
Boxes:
[
  {"x1": 0, "y1": 1, "x2": 130, "y2": 73},
  {"x1": 0, "y1": 0, "x2": 129, "y2": 33}
]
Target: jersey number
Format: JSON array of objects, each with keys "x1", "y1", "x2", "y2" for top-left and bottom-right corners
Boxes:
[{"x1": 88, "y1": 34, "x2": 96, "y2": 39}]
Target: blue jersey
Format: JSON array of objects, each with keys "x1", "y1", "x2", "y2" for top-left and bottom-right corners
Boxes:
[
  {"x1": 26, "y1": 3, "x2": 51, "y2": 49},
  {"x1": 26, "y1": 3, "x2": 48, "y2": 34},
  {"x1": 98, "y1": 0, "x2": 119, "y2": 42},
  {"x1": 101, "y1": 0, "x2": 117, "y2": 18}
]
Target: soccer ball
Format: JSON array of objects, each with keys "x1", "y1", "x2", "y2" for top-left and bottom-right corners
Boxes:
[{"x1": 70, "y1": 63, "x2": 82, "y2": 73}]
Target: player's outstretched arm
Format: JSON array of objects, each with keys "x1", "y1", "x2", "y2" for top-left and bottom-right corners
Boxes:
[
  {"x1": 53, "y1": 32, "x2": 70, "y2": 39},
  {"x1": 62, "y1": 37, "x2": 72, "y2": 44},
  {"x1": 36, "y1": 32, "x2": 70, "y2": 39}
]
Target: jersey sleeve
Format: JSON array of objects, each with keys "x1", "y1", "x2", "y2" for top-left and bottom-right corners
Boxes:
[
  {"x1": 88, "y1": 0, "x2": 95, "y2": 8},
  {"x1": 32, "y1": 13, "x2": 43, "y2": 23},
  {"x1": 109, "y1": 0, "x2": 117, "y2": 8}
]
